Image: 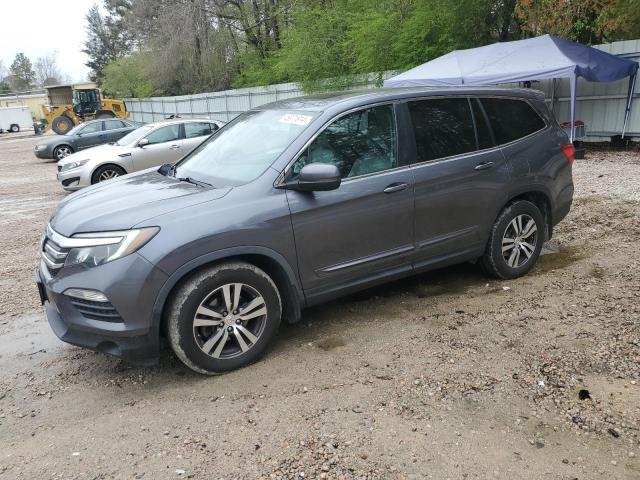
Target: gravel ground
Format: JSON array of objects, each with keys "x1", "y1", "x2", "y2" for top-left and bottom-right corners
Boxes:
[{"x1": 0, "y1": 134, "x2": 639, "y2": 479}]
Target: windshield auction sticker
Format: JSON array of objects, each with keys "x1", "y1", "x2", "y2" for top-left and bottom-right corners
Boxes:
[{"x1": 279, "y1": 114, "x2": 313, "y2": 126}]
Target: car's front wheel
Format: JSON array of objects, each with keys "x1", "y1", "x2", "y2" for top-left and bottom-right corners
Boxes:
[
  {"x1": 481, "y1": 200, "x2": 545, "y2": 279},
  {"x1": 167, "y1": 262, "x2": 282, "y2": 375},
  {"x1": 54, "y1": 145, "x2": 73, "y2": 160},
  {"x1": 92, "y1": 164, "x2": 126, "y2": 183}
]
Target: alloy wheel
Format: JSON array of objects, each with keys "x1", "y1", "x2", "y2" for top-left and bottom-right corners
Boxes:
[
  {"x1": 192, "y1": 283, "x2": 267, "y2": 359},
  {"x1": 98, "y1": 169, "x2": 120, "y2": 181},
  {"x1": 501, "y1": 214, "x2": 538, "y2": 268},
  {"x1": 56, "y1": 147, "x2": 72, "y2": 160}
]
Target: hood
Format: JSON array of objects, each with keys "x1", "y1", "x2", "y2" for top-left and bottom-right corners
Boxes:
[
  {"x1": 50, "y1": 169, "x2": 231, "y2": 236},
  {"x1": 57, "y1": 143, "x2": 126, "y2": 166},
  {"x1": 36, "y1": 134, "x2": 72, "y2": 148}
]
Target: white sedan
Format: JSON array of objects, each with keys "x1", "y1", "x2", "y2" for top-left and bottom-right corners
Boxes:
[{"x1": 56, "y1": 118, "x2": 225, "y2": 191}]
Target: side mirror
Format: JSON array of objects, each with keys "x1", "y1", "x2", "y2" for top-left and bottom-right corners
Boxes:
[
  {"x1": 286, "y1": 163, "x2": 341, "y2": 192},
  {"x1": 137, "y1": 138, "x2": 149, "y2": 148}
]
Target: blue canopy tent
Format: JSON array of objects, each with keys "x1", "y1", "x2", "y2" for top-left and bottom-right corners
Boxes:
[{"x1": 384, "y1": 35, "x2": 639, "y2": 142}]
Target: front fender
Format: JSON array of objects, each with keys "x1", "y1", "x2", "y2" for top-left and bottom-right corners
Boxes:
[{"x1": 148, "y1": 245, "x2": 304, "y2": 333}]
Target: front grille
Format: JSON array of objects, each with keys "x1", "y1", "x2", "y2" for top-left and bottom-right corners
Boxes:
[
  {"x1": 41, "y1": 236, "x2": 69, "y2": 276},
  {"x1": 69, "y1": 297, "x2": 123, "y2": 322}
]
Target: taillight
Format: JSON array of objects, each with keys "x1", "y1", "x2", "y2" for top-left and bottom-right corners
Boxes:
[{"x1": 561, "y1": 144, "x2": 575, "y2": 166}]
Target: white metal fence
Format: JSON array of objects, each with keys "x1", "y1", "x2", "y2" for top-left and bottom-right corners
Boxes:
[{"x1": 125, "y1": 39, "x2": 640, "y2": 141}]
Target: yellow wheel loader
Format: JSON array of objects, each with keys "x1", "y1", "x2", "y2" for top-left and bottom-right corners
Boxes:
[{"x1": 41, "y1": 83, "x2": 129, "y2": 135}]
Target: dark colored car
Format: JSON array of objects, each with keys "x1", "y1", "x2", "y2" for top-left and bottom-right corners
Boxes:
[
  {"x1": 34, "y1": 119, "x2": 137, "y2": 160},
  {"x1": 35, "y1": 87, "x2": 574, "y2": 374}
]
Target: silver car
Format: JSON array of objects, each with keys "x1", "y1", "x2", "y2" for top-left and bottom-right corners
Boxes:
[{"x1": 56, "y1": 118, "x2": 224, "y2": 191}]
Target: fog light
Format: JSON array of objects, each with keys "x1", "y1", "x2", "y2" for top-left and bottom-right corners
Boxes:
[
  {"x1": 64, "y1": 288, "x2": 108, "y2": 302},
  {"x1": 62, "y1": 177, "x2": 80, "y2": 187}
]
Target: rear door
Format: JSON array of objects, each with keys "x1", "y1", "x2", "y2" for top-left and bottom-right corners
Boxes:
[
  {"x1": 75, "y1": 121, "x2": 105, "y2": 150},
  {"x1": 405, "y1": 96, "x2": 509, "y2": 267},
  {"x1": 284, "y1": 103, "x2": 415, "y2": 300},
  {"x1": 182, "y1": 122, "x2": 215, "y2": 153},
  {"x1": 130, "y1": 124, "x2": 183, "y2": 171}
]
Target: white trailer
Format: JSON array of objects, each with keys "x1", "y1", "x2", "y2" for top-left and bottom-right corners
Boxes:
[{"x1": 0, "y1": 105, "x2": 33, "y2": 134}]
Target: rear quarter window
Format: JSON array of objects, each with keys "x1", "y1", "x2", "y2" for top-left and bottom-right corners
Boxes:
[{"x1": 480, "y1": 98, "x2": 546, "y2": 145}]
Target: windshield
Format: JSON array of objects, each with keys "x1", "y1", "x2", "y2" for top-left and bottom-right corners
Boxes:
[
  {"x1": 116, "y1": 125, "x2": 154, "y2": 146},
  {"x1": 174, "y1": 110, "x2": 319, "y2": 187}
]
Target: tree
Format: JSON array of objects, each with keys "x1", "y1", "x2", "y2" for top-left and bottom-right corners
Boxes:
[
  {"x1": 516, "y1": 0, "x2": 640, "y2": 44},
  {"x1": 102, "y1": 52, "x2": 155, "y2": 97},
  {"x1": 34, "y1": 51, "x2": 64, "y2": 86},
  {"x1": 83, "y1": 1, "x2": 133, "y2": 83},
  {"x1": 9, "y1": 53, "x2": 36, "y2": 91}
]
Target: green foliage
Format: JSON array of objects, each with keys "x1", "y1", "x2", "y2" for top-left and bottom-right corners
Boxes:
[
  {"x1": 9, "y1": 53, "x2": 35, "y2": 91},
  {"x1": 83, "y1": 2, "x2": 133, "y2": 84},
  {"x1": 102, "y1": 52, "x2": 155, "y2": 97},
  {"x1": 88, "y1": 0, "x2": 640, "y2": 96}
]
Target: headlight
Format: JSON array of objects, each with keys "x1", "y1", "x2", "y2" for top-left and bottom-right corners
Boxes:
[
  {"x1": 60, "y1": 159, "x2": 89, "y2": 172},
  {"x1": 35, "y1": 144, "x2": 47, "y2": 151},
  {"x1": 64, "y1": 227, "x2": 159, "y2": 268}
]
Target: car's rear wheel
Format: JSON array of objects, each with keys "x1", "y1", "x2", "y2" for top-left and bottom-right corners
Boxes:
[
  {"x1": 480, "y1": 200, "x2": 544, "y2": 279},
  {"x1": 53, "y1": 145, "x2": 73, "y2": 160},
  {"x1": 167, "y1": 262, "x2": 282, "y2": 375},
  {"x1": 9, "y1": 124, "x2": 19, "y2": 133},
  {"x1": 92, "y1": 164, "x2": 126, "y2": 183}
]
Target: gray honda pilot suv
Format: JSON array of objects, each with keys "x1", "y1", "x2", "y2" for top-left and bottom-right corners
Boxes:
[{"x1": 35, "y1": 87, "x2": 574, "y2": 374}]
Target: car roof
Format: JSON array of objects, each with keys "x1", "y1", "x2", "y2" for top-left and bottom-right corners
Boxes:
[
  {"x1": 144, "y1": 118, "x2": 220, "y2": 128},
  {"x1": 255, "y1": 86, "x2": 545, "y2": 113}
]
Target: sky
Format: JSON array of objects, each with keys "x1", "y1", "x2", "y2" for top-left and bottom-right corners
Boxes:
[{"x1": 0, "y1": 0, "x2": 95, "y2": 84}]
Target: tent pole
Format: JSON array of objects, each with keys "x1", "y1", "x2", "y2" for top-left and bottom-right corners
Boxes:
[
  {"x1": 570, "y1": 74, "x2": 576, "y2": 142},
  {"x1": 622, "y1": 72, "x2": 637, "y2": 138},
  {"x1": 550, "y1": 78, "x2": 556, "y2": 115}
]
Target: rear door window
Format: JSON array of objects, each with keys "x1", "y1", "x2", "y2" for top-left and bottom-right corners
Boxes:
[
  {"x1": 184, "y1": 122, "x2": 213, "y2": 139},
  {"x1": 471, "y1": 99, "x2": 494, "y2": 149},
  {"x1": 479, "y1": 98, "x2": 546, "y2": 145},
  {"x1": 407, "y1": 98, "x2": 476, "y2": 162}
]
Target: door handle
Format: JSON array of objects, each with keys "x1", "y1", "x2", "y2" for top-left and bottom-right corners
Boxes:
[
  {"x1": 383, "y1": 182, "x2": 409, "y2": 194},
  {"x1": 474, "y1": 161, "x2": 495, "y2": 171},
  {"x1": 169, "y1": 145, "x2": 180, "y2": 150}
]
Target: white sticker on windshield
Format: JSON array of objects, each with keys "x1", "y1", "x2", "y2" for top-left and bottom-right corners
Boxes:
[{"x1": 279, "y1": 114, "x2": 313, "y2": 126}]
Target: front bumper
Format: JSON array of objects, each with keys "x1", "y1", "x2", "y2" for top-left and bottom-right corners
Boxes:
[
  {"x1": 35, "y1": 147, "x2": 53, "y2": 159},
  {"x1": 35, "y1": 251, "x2": 169, "y2": 365},
  {"x1": 57, "y1": 167, "x2": 92, "y2": 191}
]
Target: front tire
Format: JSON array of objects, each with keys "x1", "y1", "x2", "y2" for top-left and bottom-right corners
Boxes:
[
  {"x1": 480, "y1": 200, "x2": 544, "y2": 279},
  {"x1": 91, "y1": 164, "x2": 126, "y2": 184},
  {"x1": 51, "y1": 116, "x2": 74, "y2": 135},
  {"x1": 167, "y1": 262, "x2": 282, "y2": 375},
  {"x1": 53, "y1": 145, "x2": 74, "y2": 160}
]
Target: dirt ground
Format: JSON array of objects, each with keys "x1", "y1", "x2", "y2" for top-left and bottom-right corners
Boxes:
[{"x1": 0, "y1": 132, "x2": 639, "y2": 479}]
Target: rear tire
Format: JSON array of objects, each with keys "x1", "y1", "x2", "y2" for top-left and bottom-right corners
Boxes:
[
  {"x1": 480, "y1": 200, "x2": 544, "y2": 279},
  {"x1": 51, "y1": 116, "x2": 74, "y2": 135},
  {"x1": 9, "y1": 124, "x2": 19, "y2": 133},
  {"x1": 167, "y1": 262, "x2": 282, "y2": 375},
  {"x1": 91, "y1": 164, "x2": 126, "y2": 183}
]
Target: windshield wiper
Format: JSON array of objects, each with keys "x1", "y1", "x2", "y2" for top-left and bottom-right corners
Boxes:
[{"x1": 176, "y1": 176, "x2": 213, "y2": 188}]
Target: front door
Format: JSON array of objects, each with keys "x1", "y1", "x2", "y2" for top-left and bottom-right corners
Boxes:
[
  {"x1": 404, "y1": 97, "x2": 509, "y2": 267},
  {"x1": 131, "y1": 124, "x2": 183, "y2": 171},
  {"x1": 76, "y1": 121, "x2": 105, "y2": 150},
  {"x1": 285, "y1": 103, "x2": 414, "y2": 300}
]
